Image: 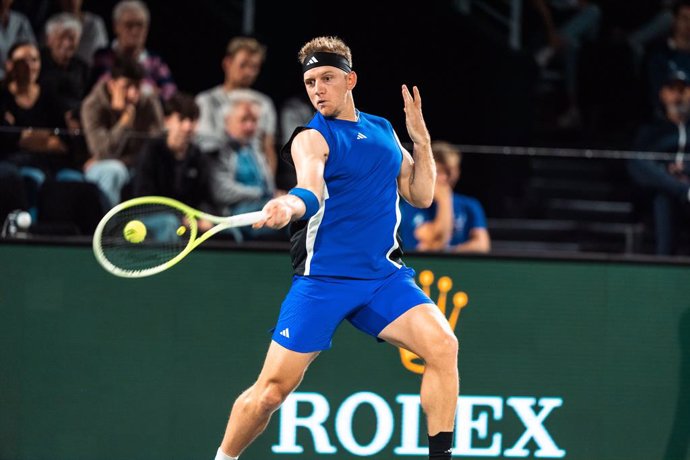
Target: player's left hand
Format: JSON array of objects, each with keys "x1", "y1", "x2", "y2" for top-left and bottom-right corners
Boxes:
[{"x1": 402, "y1": 84, "x2": 431, "y2": 146}]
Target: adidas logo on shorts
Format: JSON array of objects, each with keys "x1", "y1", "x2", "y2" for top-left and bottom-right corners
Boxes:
[{"x1": 279, "y1": 328, "x2": 290, "y2": 338}]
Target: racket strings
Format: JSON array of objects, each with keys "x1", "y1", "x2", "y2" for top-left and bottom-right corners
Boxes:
[{"x1": 97, "y1": 203, "x2": 194, "y2": 273}]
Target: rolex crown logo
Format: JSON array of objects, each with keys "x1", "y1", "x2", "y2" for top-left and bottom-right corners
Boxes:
[{"x1": 399, "y1": 270, "x2": 468, "y2": 374}]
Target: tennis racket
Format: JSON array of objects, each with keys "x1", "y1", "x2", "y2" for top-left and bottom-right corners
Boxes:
[{"x1": 92, "y1": 196, "x2": 265, "y2": 278}]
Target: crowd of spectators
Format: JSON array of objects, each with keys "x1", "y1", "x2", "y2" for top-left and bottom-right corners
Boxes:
[
  {"x1": 2, "y1": 0, "x2": 690, "y2": 256},
  {"x1": 509, "y1": 0, "x2": 690, "y2": 255},
  {"x1": 0, "y1": 0, "x2": 492, "y2": 252}
]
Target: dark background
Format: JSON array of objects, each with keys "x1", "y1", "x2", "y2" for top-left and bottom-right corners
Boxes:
[
  {"x1": 12, "y1": 0, "x2": 668, "y2": 218},
  {"x1": 17, "y1": 0, "x2": 657, "y2": 145}
]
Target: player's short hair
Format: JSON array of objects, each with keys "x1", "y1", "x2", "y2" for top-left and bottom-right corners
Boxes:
[
  {"x1": 113, "y1": 0, "x2": 150, "y2": 24},
  {"x1": 45, "y1": 12, "x2": 83, "y2": 38},
  {"x1": 163, "y1": 92, "x2": 200, "y2": 120},
  {"x1": 298, "y1": 36, "x2": 352, "y2": 68},
  {"x1": 225, "y1": 36, "x2": 267, "y2": 61}
]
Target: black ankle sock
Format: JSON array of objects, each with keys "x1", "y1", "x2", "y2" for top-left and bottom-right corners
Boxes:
[{"x1": 428, "y1": 431, "x2": 453, "y2": 459}]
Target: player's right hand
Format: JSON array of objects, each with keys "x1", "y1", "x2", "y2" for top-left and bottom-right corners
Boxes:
[{"x1": 254, "y1": 198, "x2": 293, "y2": 229}]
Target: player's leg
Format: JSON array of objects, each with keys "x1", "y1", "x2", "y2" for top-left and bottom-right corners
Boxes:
[
  {"x1": 217, "y1": 274, "x2": 361, "y2": 459},
  {"x1": 349, "y1": 267, "x2": 458, "y2": 459},
  {"x1": 217, "y1": 341, "x2": 319, "y2": 459},
  {"x1": 378, "y1": 303, "x2": 458, "y2": 435}
]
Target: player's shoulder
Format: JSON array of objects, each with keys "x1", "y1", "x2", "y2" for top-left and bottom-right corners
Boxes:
[{"x1": 294, "y1": 126, "x2": 327, "y2": 145}]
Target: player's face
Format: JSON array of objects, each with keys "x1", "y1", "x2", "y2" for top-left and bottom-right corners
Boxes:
[{"x1": 303, "y1": 66, "x2": 351, "y2": 118}]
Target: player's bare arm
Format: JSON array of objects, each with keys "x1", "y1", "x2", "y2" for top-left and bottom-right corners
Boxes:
[
  {"x1": 397, "y1": 85, "x2": 435, "y2": 208},
  {"x1": 254, "y1": 129, "x2": 329, "y2": 229}
]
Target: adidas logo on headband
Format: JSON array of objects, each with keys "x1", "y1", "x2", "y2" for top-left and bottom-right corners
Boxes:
[{"x1": 302, "y1": 52, "x2": 352, "y2": 74}]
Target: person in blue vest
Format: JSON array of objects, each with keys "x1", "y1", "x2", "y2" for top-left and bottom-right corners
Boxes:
[
  {"x1": 212, "y1": 36, "x2": 459, "y2": 460},
  {"x1": 399, "y1": 141, "x2": 491, "y2": 253}
]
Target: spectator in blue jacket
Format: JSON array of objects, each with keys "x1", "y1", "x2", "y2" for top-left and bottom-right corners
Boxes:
[{"x1": 399, "y1": 141, "x2": 491, "y2": 253}]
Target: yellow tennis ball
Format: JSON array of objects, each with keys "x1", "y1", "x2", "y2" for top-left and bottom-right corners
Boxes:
[
  {"x1": 176, "y1": 225, "x2": 186, "y2": 236},
  {"x1": 123, "y1": 220, "x2": 147, "y2": 243}
]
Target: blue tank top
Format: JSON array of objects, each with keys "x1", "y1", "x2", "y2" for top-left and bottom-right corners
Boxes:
[{"x1": 282, "y1": 111, "x2": 405, "y2": 279}]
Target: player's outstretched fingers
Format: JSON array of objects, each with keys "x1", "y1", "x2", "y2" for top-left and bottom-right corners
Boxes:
[
  {"x1": 412, "y1": 85, "x2": 422, "y2": 109},
  {"x1": 402, "y1": 84, "x2": 412, "y2": 106}
]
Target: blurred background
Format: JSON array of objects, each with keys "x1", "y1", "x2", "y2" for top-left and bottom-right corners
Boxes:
[
  {"x1": 2, "y1": 0, "x2": 689, "y2": 258},
  {"x1": 2, "y1": 2, "x2": 690, "y2": 460}
]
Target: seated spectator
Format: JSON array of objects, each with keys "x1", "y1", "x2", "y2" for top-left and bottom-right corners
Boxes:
[
  {"x1": 398, "y1": 141, "x2": 491, "y2": 253},
  {"x1": 57, "y1": 0, "x2": 108, "y2": 66},
  {"x1": 0, "y1": 0, "x2": 35, "y2": 81},
  {"x1": 195, "y1": 36, "x2": 277, "y2": 174},
  {"x1": 206, "y1": 93, "x2": 285, "y2": 241},
  {"x1": 645, "y1": 0, "x2": 690, "y2": 116},
  {"x1": 39, "y1": 13, "x2": 89, "y2": 118},
  {"x1": 0, "y1": 41, "x2": 71, "y2": 174},
  {"x1": 80, "y1": 55, "x2": 163, "y2": 207},
  {"x1": 277, "y1": 93, "x2": 313, "y2": 190},
  {"x1": 89, "y1": 0, "x2": 176, "y2": 101},
  {"x1": 528, "y1": 0, "x2": 602, "y2": 129},
  {"x1": 627, "y1": 69, "x2": 690, "y2": 256},
  {"x1": 132, "y1": 92, "x2": 211, "y2": 210}
]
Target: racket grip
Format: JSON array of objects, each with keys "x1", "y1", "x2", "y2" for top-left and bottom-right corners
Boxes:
[{"x1": 227, "y1": 210, "x2": 266, "y2": 227}]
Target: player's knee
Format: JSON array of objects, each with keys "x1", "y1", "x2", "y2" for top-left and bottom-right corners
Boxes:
[
  {"x1": 426, "y1": 331, "x2": 458, "y2": 367},
  {"x1": 256, "y1": 382, "x2": 291, "y2": 414}
]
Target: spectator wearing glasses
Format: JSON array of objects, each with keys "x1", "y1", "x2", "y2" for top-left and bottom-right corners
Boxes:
[
  {"x1": 89, "y1": 0, "x2": 176, "y2": 101},
  {"x1": 56, "y1": 0, "x2": 108, "y2": 66}
]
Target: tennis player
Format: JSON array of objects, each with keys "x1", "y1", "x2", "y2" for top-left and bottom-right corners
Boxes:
[{"x1": 214, "y1": 36, "x2": 458, "y2": 460}]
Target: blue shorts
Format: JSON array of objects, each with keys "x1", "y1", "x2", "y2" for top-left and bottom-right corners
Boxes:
[{"x1": 271, "y1": 267, "x2": 432, "y2": 353}]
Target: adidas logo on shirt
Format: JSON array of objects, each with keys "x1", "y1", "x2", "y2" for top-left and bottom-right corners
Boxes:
[
  {"x1": 356, "y1": 132, "x2": 367, "y2": 140},
  {"x1": 279, "y1": 328, "x2": 290, "y2": 339},
  {"x1": 307, "y1": 56, "x2": 319, "y2": 65}
]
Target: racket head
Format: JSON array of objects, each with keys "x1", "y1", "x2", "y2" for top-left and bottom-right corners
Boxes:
[{"x1": 92, "y1": 196, "x2": 201, "y2": 278}]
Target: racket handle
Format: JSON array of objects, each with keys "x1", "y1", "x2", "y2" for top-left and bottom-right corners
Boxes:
[{"x1": 226, "y1": 210, "x2": 266, "y2": 227}]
